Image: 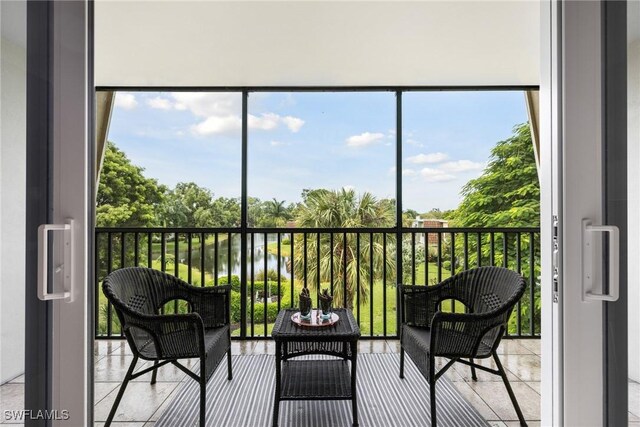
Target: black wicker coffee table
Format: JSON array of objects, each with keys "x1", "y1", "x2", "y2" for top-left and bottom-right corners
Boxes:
[{"x1": 271, "y1": 308, "x2": 361, "y2": 427}]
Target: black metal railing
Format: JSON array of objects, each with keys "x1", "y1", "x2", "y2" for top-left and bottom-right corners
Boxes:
[{"x1": 95, "y1": 226, "x2": 540, "y2": 339}]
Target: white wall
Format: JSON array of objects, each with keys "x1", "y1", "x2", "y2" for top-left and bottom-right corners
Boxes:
[
  {"x1": 95, "y1": 0, "x2": 539, "y2": 87},
  {"x1": 628, "y1": 0, "x2": 640, "y2": 383},
  {"x1": 0, "y1": 0, "x2": 27, "y2": 384}
]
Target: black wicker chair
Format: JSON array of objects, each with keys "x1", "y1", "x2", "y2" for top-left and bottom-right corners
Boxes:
[
  {"x1": 102, "y1": 267, "x2": 232, "y2": 427},
  {"x1": 399, "y1": 266, "x2": 527, "y2": 427}
]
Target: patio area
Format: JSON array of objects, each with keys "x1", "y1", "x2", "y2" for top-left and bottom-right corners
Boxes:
[
  {"x1": 0, "y1": 336, "x2": 636, "y2": 425},
  {"x1": 4, "y1": 337, "x2": 640, "y2": 425},
  {"x1": 89, "y1": 338, "x2": 542, "y2": 427}
]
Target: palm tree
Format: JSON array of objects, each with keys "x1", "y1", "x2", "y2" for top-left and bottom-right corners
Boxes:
[
  {"x1": 292, "y1": 189, "x2": 396, "y2": 309},
  {"x1": 264, "y1": 198, "x2": 289, "y2": 226}
]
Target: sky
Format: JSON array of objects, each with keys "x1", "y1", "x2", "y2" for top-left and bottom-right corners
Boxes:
[{"x1": 108, "y1": 90, "x2": 527, "y2": 213}]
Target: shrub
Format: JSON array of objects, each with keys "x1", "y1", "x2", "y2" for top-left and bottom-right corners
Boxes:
[
  {"x1": 252, "y1": 301, "x2": 280, "y2": 323},
  {"x1": 230, "y1": 292, "x2": 242, "y2": 323},
  {"x1": 219, "y1": 275, "x2": 241, "y2": 292},
  {"x1": 254, "y1": 269, "x2": 281, "y2": 282}
]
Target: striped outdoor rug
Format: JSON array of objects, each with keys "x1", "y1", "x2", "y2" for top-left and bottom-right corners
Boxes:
[{"x1": 156, "y1": 353, "x2": 488, "y2": 427}]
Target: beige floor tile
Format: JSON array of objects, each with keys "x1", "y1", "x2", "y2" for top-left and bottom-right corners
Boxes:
[
  {"x1": 630, "y1": 411, "x2": 640, "y2": 422},
  {"x1": 7, "y1": 375, "x2": 23, "y2": 384},
  {"x1": 525, "y1": 381, "x2": 541, "y2": 395},
  {"x1": 496, "y1": 340, "x2": 534, "y2": 355},
  {"x1": 94, "y1": 355, "x2": 137, "y2": 383},
  {"x1": 500, "y1": 354, "x2": 541, "y2": 382},
  {"x1": 451, "y1": 381, "x2": 499, "y2": 420},
  {"x1": 487, "y1": 421, "x2": 507, "y2": 427},
  {"x1": 504, "y1": 422, "x2": 540, "y2": 427},
  {"x1": 358, "y1": 340, "x2": 389, "y2": 354},
  {"x1": 231, "y1": 340, "x2": 255, "y2": 355},
  {"x1": 131, "y1": 360, "x2": 195, "y2": 383},
  {"x1": 94, "y1": 340, "x2": 123, "y2": 358},
  {"x1": 631, "y1": 381, "x2": 640, "y2": 418},
  {"x1": 94, "y1": 382, "x2": 178, "y2": 423},
  {"x1": 0, "y1": 383, "x2": 24, "y2": 424},
  {"x1": 94, "y1": 382, "x2": 120, "y2": 405},
  {"x1": 452, "y1": 357, "x2": 520, "y2": 383},
  {"x1": 147, "y1": 385, "x2": 182, "y2": 422},
  {"x1": 252, "y1": 340, "x2": 275, "y2": 355},
  {"x1": 385, "y1": 339, "x2": 401, "y2": 353},
  {"x1": 94, "y1": 423, "x2": 146, "y2": 427},
  {"x1": 516, "y1": 339, "x2": 541, "y2": 355},
  {"x1": 109, "y1": 343, "x2": 134, "y2": 356},
  {"x1": 143, "y1": 423, "x2": 156, "y2": 427},
  {"x1": 468, "y1": 381, "x2": 540, "y2": 421}
]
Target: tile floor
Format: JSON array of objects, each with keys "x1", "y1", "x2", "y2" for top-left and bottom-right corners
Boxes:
[{"x1": 0, "y1": 339, "x2": 637, "y2": 426}]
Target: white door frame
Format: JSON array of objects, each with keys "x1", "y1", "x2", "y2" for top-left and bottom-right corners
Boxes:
[
  {"x1": 541, "y1": 1, "x2": 627, "y2": 425},
  {"x1": 26, "y1": 1, "x2": 92, "y2": 425}
]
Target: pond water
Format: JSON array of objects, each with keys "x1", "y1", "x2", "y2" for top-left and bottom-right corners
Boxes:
[{"x1": 178, "y1": 233, "x2": 291, "y2": 280}]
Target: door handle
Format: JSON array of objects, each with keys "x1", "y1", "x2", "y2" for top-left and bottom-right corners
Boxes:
[
  {"x1": 582, "y1": 219, "x2": 619, "y2": 302},
  {"x1": 37, "y1": 219, "x2": 74, "y2": 301}
]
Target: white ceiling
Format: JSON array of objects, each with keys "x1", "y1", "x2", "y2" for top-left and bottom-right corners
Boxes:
[{"x1": 95, "y1": 0, "x2": 540, "y2": 87}]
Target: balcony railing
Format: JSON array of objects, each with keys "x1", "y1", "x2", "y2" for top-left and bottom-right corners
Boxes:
[{"x1": 95, "y1": 226, "x2": 540, "y2": 340}]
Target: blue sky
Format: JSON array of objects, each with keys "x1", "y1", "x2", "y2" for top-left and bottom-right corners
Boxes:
[{"x1": 109, "y1": 90, "x2": 527, "y2": 213}]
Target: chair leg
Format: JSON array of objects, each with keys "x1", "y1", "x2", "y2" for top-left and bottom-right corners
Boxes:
[
  {"x1": 429, "y1": 355, "x2": 437, "y2": 427},
  {"x1": 469, "y1": 358, "x2": 478, "y2": 381},
  {"x1": 399, "y1": 347, "x2": 405, "y2": 379},
  {"x1": 227, "y1": 347, "x2": 233, "y2": 380},
  {"x1": 150, "y1": 360, "x2": 159, "y2": 384},
  {"x1": 492, "y1": 351, "x2": 527, "y2": 426},
  {"x1": 105, "y1": 355, "x2": 138, "y2": 427},
  {"x1": 199, "y1": 358, "x2": 207, "y2": 427}
]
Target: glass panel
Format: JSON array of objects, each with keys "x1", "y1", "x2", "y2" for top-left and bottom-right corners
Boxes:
[
  {"x1": 0, "y1": 0, "x2": 27, "y2": 418},
  {"x1": 402, "y1": 91, "x2": 531, "y2": 225},
  {"x1": 247, "y1": 92, "x2": 396, "y2": 336},
  {"x1": 247, "y1": 91, "x2": 396, "y2": 228},
  {"x1": 96, "y1": 91, "x2": 243, "y2": 336},
  {"x1": 104, "y1": 91, "x2": 242, "y2": 227}
]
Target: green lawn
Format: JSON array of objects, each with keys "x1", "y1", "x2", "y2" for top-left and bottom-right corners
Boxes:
[
  {"x1": 414, "y1": 261, "x2": 452, "y2": 285},
  {"x1": 266, "y1": 241, "x2": 291, "y2": 257},
  {"x1": 98, "y1": 260, "x2": 465, "y2": 337},
  {"x1": 150, "y1": 233, "x2": 229, "y2": 256}
]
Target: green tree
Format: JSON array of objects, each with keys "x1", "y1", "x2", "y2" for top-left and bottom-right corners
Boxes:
[
  {"x1": 210, "y1": 197, "x2": 241, "y2": 227},
  {"x1": 402, "y1": 209, "x2": 419, "y2": 226},
  {"x1": 263, "y1": 198, "x2": 290, "y2": 226},
  {"x1": 96, "y1": 142, "x2": 166, "y2": 227},
  {"x1": 161, "y1": 182, "x2": 215, "y2": 227},
  {"x1": 453, "y1": 123, "x2": 539, "y2": 228},
  {"x1": 292, "y1": 189, "x2": 396, "y2": 309},
  {"x1": 451, "y1": 123, "x2": 540, "y2": 334}
]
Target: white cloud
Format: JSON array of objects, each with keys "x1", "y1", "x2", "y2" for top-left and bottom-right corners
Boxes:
[
  {"x1": 420, "y1": 168, "x2": 456, "y2": 183},
  {"x1": 115, "y1": 93, "x2": 138, "y2": 110},
  {"x1": 170, "y1": 93, "x2": 303, "y2": 135},
  {"x1": 406, "y1": 152, "x2": 449, "y2": 164},
  {"x1": 403, "y1": 168, "x2": 418, "y2": 177},
  {"x1": 440, "y1": 160, "x2": 484, "y2": 173},
  {"x1": 270, "y1": 140, "x2": 285, "y2": 147},
  {"x1": 346, "y1": 132, "x2": 385, "y2": 147},
  {"x1": 406, "y1": 138, "x2": 424, "y2": 147},
  {"x1": 192, "y1": 115, "x2": 241, "y2": 136},
  {"x1": 147, "y1": 97, "x2": 172, "y2": 110},
  {"x1": 282, "y1": 116, "x2": 305, "y2": 133},
  {"x1": 248, "y1": 113, "x2": 280, "y2": 131},
  {"x1": 171, "y1": 93, "x2": 240, "y2": 117}
]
